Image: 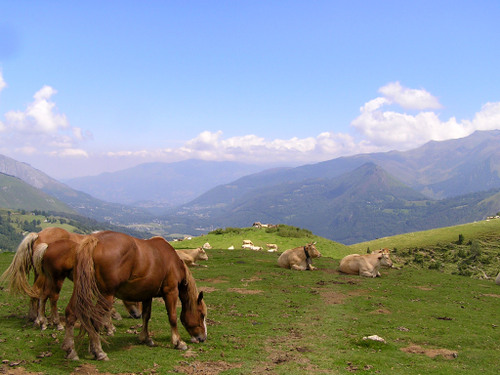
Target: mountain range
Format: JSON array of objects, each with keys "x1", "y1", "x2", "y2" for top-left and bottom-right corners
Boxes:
[{"x1": 1, "y1": 130, "x2": 500, "y2": 244}]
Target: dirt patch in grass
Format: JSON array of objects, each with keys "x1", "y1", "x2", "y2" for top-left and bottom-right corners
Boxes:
[
  {"x1": 251, "y1": 328, "x2": 329, "y2": 374},
  {"x1": 200, "y1": 277, "x2": 228, "y2": 284},
  {"x1": 227, "y1": 288, "x2": 263, "y2": 295},
  {"x1": 174, "y1": 360, "x2": 241, "y2": 374},
  {"x1": 0, "y1": 365, "x2": 36, "y2": 375},
  {"x1": 401, "y1": 344, "x2": 458, "y2": 359},
  {"x1": 481, "y1": 293, "x2": 500, "y2": 298},
  {"x1": 318, "y1": 289, "x2": 369, "y2": 305},
  {"x1": 413, "y1": 286, "x2": 434, "y2": 291},
  {"x1": 370, "y1": 308, "x2": 391, "y2": 314},
  {"x1": 199, "y1": 286, "x2": 218, "y2": 293}
]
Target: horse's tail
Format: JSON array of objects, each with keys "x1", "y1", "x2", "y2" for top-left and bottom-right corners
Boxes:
[
  {"x1": 32, "y1": 243, "x2": 49, "y2": 278},
  {"x1": 72, "y1": 236, "x2": 110, "y2": 340},
  {"x1": 0, "y1": 233, "x2": 40, "y2": 298}
]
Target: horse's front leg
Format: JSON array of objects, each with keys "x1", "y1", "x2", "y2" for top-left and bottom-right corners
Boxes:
[
  {"x1": 138, "y1": 298, "x2": 155, "y2": 347},
  {"x1": 62, "y1": 294, "x2": 79, "y2": 360},
  {"x1": 164, "y1": 290, "x2": 187, "y2": 350}
]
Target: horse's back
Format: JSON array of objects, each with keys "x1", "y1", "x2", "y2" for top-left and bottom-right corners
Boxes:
[
  {"x1": 37, "y1": 227, "x2": 85, "y2": 245},
  {"x1": 90, "y1": 231, "x2": 184, "y2": 300}
]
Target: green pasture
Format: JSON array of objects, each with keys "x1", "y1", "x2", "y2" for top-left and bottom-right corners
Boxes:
[{"x1": 1, "y1": 240, "x2": 499, "y2": 374}]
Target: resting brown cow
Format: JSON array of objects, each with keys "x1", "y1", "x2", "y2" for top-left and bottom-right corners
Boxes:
[
  {"x1": 277, "y1": 242, "x2": 321, "y2": 271},
  {"x1": 339, "y1": 249, "x2": 393, "y2": 277},
  {"x1": 176, "y1": 248, "x2": 209, "y2": 267}
]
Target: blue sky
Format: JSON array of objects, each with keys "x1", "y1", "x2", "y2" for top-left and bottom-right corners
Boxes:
[{"x1": 1, "y1": 1, "x2": 499, "y2": 179}]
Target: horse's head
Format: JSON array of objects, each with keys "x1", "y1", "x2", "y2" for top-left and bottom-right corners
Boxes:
[
  {"x1": 306, "y1": 242, "x2": 321, "y2": 258},
  {"x1": 181, "y1": 291, "x2": 207, "y2": 343}
]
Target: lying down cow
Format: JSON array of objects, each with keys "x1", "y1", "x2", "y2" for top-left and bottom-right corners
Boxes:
[
  {"x1": 339, "y1": 249, "x2": 393, "y2": 277},
  {"x1": 176, "y1": 247, "x2": 209, "y2": 267},
  {"x1": 277, "y1": 242, "x2": 321, "y2": 270}
]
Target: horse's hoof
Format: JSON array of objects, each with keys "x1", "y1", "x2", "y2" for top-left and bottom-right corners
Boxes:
[
  {"x1": 65, "y1": 350, "x2": 79, "y2": 361},
  {"x1": 145, "y1": 338, "x2": 156, "y2": 347},
  {"x1": 175, "y1": 342, "x2": 188, "y2": 351},
  {"x1": 94, "y1": 352, "x2": 109, "y2": 361}
]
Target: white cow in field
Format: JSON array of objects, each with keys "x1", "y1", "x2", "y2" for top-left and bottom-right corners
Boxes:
[
  {"x1": 339, "y1": 249, "x2": 393, "y2": 277},
  {"x1": 495, "y1": 272, "x2": 500, "y2": 285},
  {"x1": 242, "y1": 239, "x2": 254, "y2": 245},
  {"x1": 176, "y1": 247, "x2": 209, "y2": 267},
  {"x1": 242, "y1": 243, "x2": 262, "y2": 251},
  {"x1": 266, "y1": 243, "x2": 278, "y2": 252},
  {"x1": 202, "y1": 242, "x2": 212, "y2": 249},
  {"x1": 277, "y1": 242, "x2": 321, "y2": 271}
]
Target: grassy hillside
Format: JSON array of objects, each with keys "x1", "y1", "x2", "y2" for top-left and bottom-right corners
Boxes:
[
  {"x1": 0, "y1": 173, "x2": 75, "y2": 214},
  {"x1": 1, "y1": 237, "x2": 499, "y2": 374},
  {"x1": 349, "y1": 218, "x2": 500, "y2": 279}
]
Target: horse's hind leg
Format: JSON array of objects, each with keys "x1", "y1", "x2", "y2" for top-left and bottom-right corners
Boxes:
[
  {"x1": 62, "y1": 295, "x2": 79, "y2": 360},
  {"x1": 88, "y1": 295, "x2": 112, "y2": 361},
  {"x1": 138, "y1": 298, "x2": 155, "y2": 347},
  {"x1": 34, "y1": 295, "x2": 49, "y2": 330},
  {"x1": 48, "y1": 279, "x2": 64, "y2": 330}
]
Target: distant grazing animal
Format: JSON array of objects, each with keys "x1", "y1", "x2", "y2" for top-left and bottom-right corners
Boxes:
[
  {"x1": 177, "y1": 248, "x2": 209, "y2": 267},
  {"x1": 202, "y1": 242, "x2": 212, "y2": 250},
  {"x1": 277, "y1": 242, "x2": 321, "y2": 270},
  {"x1": 242, "y1": 243, "x2": 262, "y2": 251},
  {"x1": 62, "y1": 231, "x2": 207, "y2": 360},
  {"x1": 266, "y1": 243, "x2": 278, "y2": 252},
  {"x1": 496, "y1": 272, "x2": 500, "y2": 285},
  {"x1": 228, "y1": 246, "x2": 235, "y2": 250},
  {"x1": 339, "y1": 249, "x2": 393, "y2": 277},
  {"x1": 0, "y1": 227, "x2": 141, "y2": 331},
  {"x1": 242, "y1": 240, "x2": 253, "y2": 245}
]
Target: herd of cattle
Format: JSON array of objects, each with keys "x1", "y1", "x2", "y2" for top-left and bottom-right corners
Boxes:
[{"x1": 181, "y1": 238, "x2": 394, "y2": 277}]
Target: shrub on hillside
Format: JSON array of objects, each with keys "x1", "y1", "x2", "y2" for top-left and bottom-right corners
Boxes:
[{"x1": 266, "y1": 224, "x2": 313, "y2": 238}]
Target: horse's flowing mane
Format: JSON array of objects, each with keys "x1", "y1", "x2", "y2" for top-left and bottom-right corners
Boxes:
[{"x1": 180, "y1": 262, "x2": 200, "y2": 312}]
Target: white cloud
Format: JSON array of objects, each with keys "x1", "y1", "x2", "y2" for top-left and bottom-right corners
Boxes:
[
  {"x1": 5, "y1": 85, "x2": 68, "y2": 133},
  {"x1": 378, "y1": 81, "x2": 442, "y2": 110},
  {"x1": 1, "y1": 80, "x2": 89, "y2": 163},
  {"x1": 350, "y1": 81, "x2": 500, "y2": 150}
]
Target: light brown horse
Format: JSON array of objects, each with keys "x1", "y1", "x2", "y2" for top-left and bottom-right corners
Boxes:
[
  {"x1": 63, "y1": 231, "x2": 207, "y2": 361},
  {"x1": 0, "y1": 227, "x2": 141, "y2": 330}
]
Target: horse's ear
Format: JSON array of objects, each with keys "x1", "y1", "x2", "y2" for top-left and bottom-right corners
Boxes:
[{"x1": 197, "y1": 291, "x2": 204, "y2": 304}]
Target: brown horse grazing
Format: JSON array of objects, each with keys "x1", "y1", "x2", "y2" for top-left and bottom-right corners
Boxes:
[
  {"x1": 0, "y1": 227, "x2": 141, "y2": 330},
  {"x1": 63, "y1": 231, "x2": 207, "y2": 361}
]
